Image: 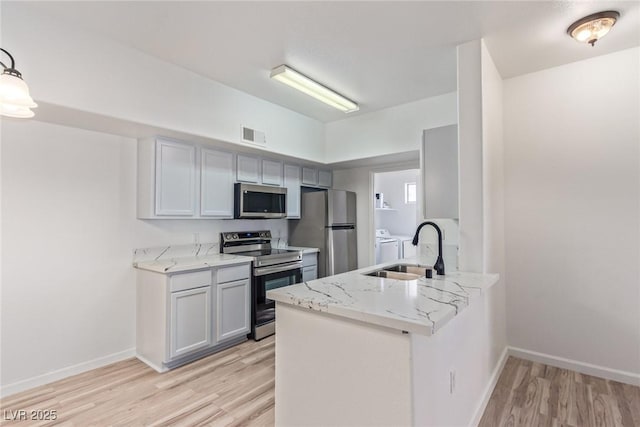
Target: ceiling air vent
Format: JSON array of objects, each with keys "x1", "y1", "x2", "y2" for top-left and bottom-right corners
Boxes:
[{"x1": 241, "y1": 126, "x2": 266, "y2": 145}]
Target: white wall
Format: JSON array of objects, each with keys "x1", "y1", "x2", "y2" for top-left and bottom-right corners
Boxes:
[
  {"x1": 374, "y1": 169, "x2": 420, "y2": 236},
  {"x1": 504, "y1": 47, "x2": 640, "y2": 377},
  {"x1": 457, "y1": 41, "x2": 484, "y2": 273},
  {"x1": 325, "y1": 92, "x2": 457, "y2": 164},
  {"x1": 0, "y1": 120, "x2": 288, "y2": 395},
  {"x1": 330, "y1": 91, "x2": 459, "y2": 268},
  {"x1": 1, "y1": 3, "x2": 325, "y2": 162},
  {"x1": 480, "y1": 41, "x2": 508, "y2": 378}
]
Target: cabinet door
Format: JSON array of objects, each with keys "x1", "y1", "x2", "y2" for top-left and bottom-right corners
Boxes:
[
  {"x1": 201, "y1": 149, "x2": 234, "y2": 217},
  {"x1": 302, "y1": 167, "x2": 318, "y2": 186},
  {"x1": 318, "y1": 170, "x2": 332, "y2": 188},
  {"x1": 155, "y1": 139, "x2": 196, "y2": 216},
  {"x1": 217, "y1": 279, "x2": 250, "y2": 342},
  {"x1": 170, "y1": 286, "x2": 212, "y2": 359},
  {"x1": 302, "y1": 253, "x2": 318, "y2": 267},
  {"x1": 284, "y1": 164, "x2": 301, "y2": 219},
  {"x1": 237, "y1": 155, "x2": 260, "y2": 183},
  {"x1": 302, "y1": 265, "x2": 317, "y2": 282},
  {"x1": 262, "y1": 159, "x2": 283, "y2": 186}
]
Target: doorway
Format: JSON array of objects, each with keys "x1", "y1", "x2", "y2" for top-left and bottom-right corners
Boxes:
[{"x1": 373, "y1": 169, "x2": 420, "y2": 265}]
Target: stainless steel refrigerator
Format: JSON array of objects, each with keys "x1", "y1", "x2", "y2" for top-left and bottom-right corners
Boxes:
[{"x1": 288, "y1": 190, "x2": 357, "y2": 278}]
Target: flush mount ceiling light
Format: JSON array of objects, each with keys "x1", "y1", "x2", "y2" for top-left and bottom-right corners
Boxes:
[
  {"x1": 567, "y1": 11, "x2": 620, "y2": 46},
  {"x1": 270, "y1": 65, "x2": 359, "y2": 113},
  {"x1": 0, "y1": 48, "x2": 37, "y2": 118}
]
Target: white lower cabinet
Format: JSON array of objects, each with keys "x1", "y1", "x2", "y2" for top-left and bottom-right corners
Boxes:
[
  {"x1": 170, "y1": 286, "x2": 212, "y2": 359},
  {"x1": 136, "y1": 262, "x2": 251, "y2": 372},
  {"x1": 217, "y1": 279, "x2": 250, "y2": 342},
  {"x1": 301, "y1": 252, "x2": 318, "y2": 282},
  {"x1": 302, "y1": 266, "x2": 317, "y2": 282}
]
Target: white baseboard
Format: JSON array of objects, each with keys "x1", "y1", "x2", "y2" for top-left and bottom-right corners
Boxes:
[
  {"x1": 135, "y1": 354, "x2": 167, "y2": 373},
  {"x1": 0, "y1": 348, "x2": 136, "y2": 398},
  {"x1": 469, "y1": 346, "x2": 509, "y2": 427},
  {"x1": 508, "y1": 346, "x2": 640, "y2": 387}
]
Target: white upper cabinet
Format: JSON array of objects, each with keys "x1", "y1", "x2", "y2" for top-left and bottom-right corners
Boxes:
[
  {"x1": 284, "y1": 164, "x2": 301, "y2": 219},
  {"x1": 301, "y1": 167, "x2": 331, "y2": 189},
  {"x1": 137, "y1": 136, "x2": 330, "y2": 219},
  {"x1": 201, "y1": 149, "x2": 234, "y2": 218},
  {"x1": 155, "y1": 138, "x2": 196, "y2": 216},
  {"x1": 318, "y1": 170, "x2": 332, "y2": 188},
  {"x1": 302, "y1": 167, "x2": 318, "y2": 186},
  {"x1": 236, "y1": 155, "x2": 260, "y2": 183},
  {"x1": 262, "y1": 159, "x2": 284, "y2": 186}
]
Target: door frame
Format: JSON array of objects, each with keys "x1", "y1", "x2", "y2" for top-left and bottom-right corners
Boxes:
[{"x1": 369, "y1": 162, "x2": 420, "y2": 266}]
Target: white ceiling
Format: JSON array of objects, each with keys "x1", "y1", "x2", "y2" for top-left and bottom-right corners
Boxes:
[{"x1": 9, "y1": 1, "x2": 640, "y2": 122}]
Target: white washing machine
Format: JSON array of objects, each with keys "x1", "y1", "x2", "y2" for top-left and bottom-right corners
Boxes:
[
  {"x1": 391, "y1": 235, "x2": 417, "y2": 259},
  {"x1": 375, "y1": 229, "x2": 399, "y2": 264}
]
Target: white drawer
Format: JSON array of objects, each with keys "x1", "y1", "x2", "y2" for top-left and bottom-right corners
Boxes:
[
  {"x1": 216, "y1": 264, "x2": 251, "y2": 284},
  {"x1": 302, "y1": 253, "x2": 318, "y2": 267},
  {"x1": 169, "y1": 270, "x2": 212, "y2": 292}
]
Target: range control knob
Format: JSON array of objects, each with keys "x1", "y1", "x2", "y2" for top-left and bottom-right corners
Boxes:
[
  {"x1": 233, "y1": 233, "x2": 238, "y2": 239},
  {"x1": 225, "y1": 234, "x2": 232, "y2": 240},
  {"x1": 260, "y1": 232, "x2": 266, "y2": 237}
]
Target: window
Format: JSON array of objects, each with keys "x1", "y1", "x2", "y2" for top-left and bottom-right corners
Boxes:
[{"x1": 404, "y1": 182, "x2": 417, "y2": 204}]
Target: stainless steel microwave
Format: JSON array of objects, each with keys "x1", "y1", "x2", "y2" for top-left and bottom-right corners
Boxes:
[{"x1": 234, "y1": 183, "x2": 287, "y2": 219}]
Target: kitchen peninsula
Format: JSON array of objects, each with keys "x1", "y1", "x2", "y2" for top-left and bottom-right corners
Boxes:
[{"x1": 267, "y1": 260, "x2": 499, "y2": 426}]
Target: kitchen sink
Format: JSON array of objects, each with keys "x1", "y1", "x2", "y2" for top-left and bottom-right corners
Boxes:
[
  {"x1": 383, "y1": 264, "x2": 432, "y2": 275},
  {"x1": 363, "y1": 264, "x2": 432, "y2": 281},
  {"x1": 364, "y1": 270, "x2": 420, "y2": 280}
]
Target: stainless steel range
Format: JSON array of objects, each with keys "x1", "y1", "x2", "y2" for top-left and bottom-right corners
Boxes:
[{"x1": 221, "y1": 230, "x2": 302, "y2": 340}]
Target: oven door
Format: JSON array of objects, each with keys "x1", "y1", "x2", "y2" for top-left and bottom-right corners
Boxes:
[{"x1": 252, "y1": 263, "x2": 302, "y2": 340}]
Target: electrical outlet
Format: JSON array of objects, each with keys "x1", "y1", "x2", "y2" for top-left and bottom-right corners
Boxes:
[{"x1": 449, "y1": 370, "x2": 456, "y2": 394}]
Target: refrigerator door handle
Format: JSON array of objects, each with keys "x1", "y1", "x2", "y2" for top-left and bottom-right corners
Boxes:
[
  {"x1": 326, "y1": 231, "x2": 335, "y2": 275},
  {"x1": 328, "y1": 224, "x2": 355, "y2": 230}
]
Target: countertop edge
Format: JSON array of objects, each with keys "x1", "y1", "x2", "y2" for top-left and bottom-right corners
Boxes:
[
  {"x1": 133, "y1": 255, "x2": 253, "y2": 274},
  {"x1": 268, "y1": 266, "x2": 499, "y2": 336}
]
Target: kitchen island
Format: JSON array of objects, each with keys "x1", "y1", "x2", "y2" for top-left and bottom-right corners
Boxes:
[{"x1": 267, "y1": 260, "x2": 501, "y2": 426}]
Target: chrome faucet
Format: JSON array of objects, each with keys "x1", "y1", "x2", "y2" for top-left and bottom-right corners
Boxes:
[{"x1": 412, "y1": 221, "x2": 445, "y2": 276}]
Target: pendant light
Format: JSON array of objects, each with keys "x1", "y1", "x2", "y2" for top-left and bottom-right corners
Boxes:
[
  {"x1": 567, "y1": 11, "x2": 620, "y2": 46},
  {"x1": 0, "y1": 48, "x2": 37, "y2": 118}
]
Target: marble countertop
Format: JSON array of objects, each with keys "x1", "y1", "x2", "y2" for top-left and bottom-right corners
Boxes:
[
  {"x1": 134, "y1": 253, "x2": 252, "y2": 274},
  {"x1": 267, "y1": 258, "x2": 499, "y2": 336},
  {"x1": 133, "y1": 245, "x2": 317, "y2": 274}
]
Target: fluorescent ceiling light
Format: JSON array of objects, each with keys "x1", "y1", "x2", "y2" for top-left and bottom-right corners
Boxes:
[{"x1": 270, "y1": 65, "x2": 359, "y2": 113}]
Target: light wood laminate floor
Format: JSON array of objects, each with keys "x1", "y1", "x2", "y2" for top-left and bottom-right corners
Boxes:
[
  {"x1": 1, "y1": 337, "x2": 275, "y2": 427},
  {"x1": 480, "y1": 356, "x2": 640, "y2": 427},
  {"x1": 2, "y1": 339, "x2": 639, "y2": 426}
]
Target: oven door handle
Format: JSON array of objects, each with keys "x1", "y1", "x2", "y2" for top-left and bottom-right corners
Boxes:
[{"x1": 253, "y1": 261, "x2": 303, "y2": 277}]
